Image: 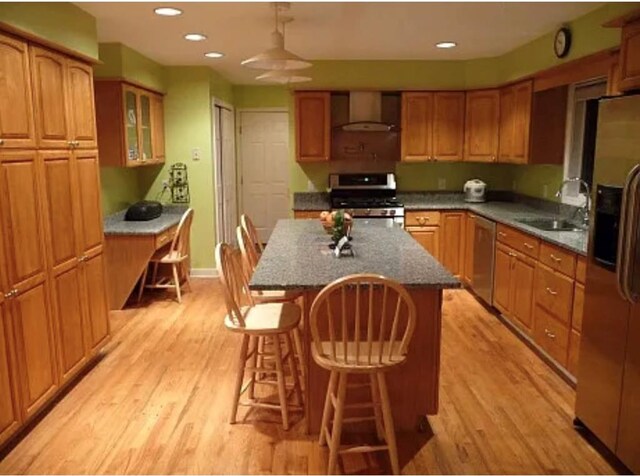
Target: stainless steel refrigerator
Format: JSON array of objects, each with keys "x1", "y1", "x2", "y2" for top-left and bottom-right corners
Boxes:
[{"x1": 575, "y1": 93, "x2": 640, "y2": 473}]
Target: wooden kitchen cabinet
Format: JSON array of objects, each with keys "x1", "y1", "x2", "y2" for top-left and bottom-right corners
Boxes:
[
  {"x1": 401, "y1": 92, "x2": 433, "y2": 161},
  {"x1": 295, "y1": 91, "x2": 330, "y2": 162},
  {"x1": 294, "y1": 210, "x2": 322, "y2": 219},
  {"x1": 618, "y1": 18, "x2": 640, "y2": 92},
  {"x1": 0, "y1": 301, "x2": 20, "y2": 447},
  {"x1": 75, "y1": 151, "x2": 104, "y2": 254},
  {"x1": 464, "y1": 89, "x2": 500, "y2": 163},
  {"x1": 462, "y1": 213, "x2": 476, "y2": 285},
  {"x1": 498, "y1": 80, "x2": 533, "y2": 164},
  {"x1": 441, "y1": 212, "x2": 465, "y2": 277},
  {"x1": 407, "y1": 226, "x2": 440, "y2": 260},
  {"x1": 65, "y1": 59, "x2": 97, "y2": 149},
  {"x1": 94, "y1": 80, "x2": 165, "y2": 167},
  {"x1": 493, "y1": 244, "x2": 512, "y2": 313},
  {"x1": 0, "y1": 33, "x2": 35, "y2": 149},
  {"x1": 82, "y1": 252, "x2": 110, "y2": 353},
  {"x1": 401, "y1": 92, "x2": 465, "y2": 162}
]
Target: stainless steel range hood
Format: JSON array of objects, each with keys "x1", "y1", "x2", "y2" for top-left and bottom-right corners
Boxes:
[{"x1": 341, "y1": 91, "x2": 395, "y2": 132}]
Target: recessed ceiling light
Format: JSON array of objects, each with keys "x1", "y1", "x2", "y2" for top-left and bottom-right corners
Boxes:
[
  {"x1": 436, "y1": 41, "x2": 457, "y2": 49},
  {"x1": 154, "y1": 7, "x2": 182, "y2": 16},
  {"x1": 184, "y1": 33, "x2": 207, "y2": 42},
  {"x1": 204, "y1": 51, "x2": 224, "y2": 59}
]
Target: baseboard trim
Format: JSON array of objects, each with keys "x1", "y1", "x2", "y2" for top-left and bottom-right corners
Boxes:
[{"x1": 190, "y1": 268, "x2": 218, "y2": 278}]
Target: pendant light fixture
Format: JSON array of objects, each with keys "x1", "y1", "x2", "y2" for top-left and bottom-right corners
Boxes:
[
  {"x1": 242, "y1": 2, "x2": 311, "y2": 71},
  {"x1": 256, "y1": 69, "x2": 311, "y2": 84}
]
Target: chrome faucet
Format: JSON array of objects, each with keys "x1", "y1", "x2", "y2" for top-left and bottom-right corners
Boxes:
[{"x1": 555, "y1": 177, "x2": 591, "y2": 228}]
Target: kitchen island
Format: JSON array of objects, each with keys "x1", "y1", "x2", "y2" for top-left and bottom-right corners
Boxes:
[{"x1": 250, "y1": 219, "x2": 460, "y2": 432}]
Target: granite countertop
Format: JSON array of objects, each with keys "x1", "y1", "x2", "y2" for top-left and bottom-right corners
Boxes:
[
  {"x1": 104, "y1": 205, "x2": 188, "y2": 236},
  {"x1": 250, "y1": 219, "x2": 460, "y2": 291},
  {"x1": 292, "y1": 192, "x2": 588, "y2": 256}
]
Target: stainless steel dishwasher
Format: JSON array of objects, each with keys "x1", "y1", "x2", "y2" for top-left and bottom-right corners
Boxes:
[{"x1": 473, "y1": 216, "x2": 496, "y2": 305}]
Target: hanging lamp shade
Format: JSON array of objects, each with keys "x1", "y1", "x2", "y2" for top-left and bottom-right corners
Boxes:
[
  {"x1": 256, "y1": 69, "x2": 312, "y2": 84},
  {"x1": 241, "y1": 30, "x2": 311, "y2": 70}
]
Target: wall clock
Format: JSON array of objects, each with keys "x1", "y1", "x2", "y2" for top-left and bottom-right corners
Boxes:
[{"x1": 554, "y1": 27, "x2": 572, "y2": 58}]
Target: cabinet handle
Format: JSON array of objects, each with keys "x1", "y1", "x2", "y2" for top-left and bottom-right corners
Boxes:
[
  {"x1": 432, "y1": 156, "x2": 438, "y2": 162},
  {"x1": 550, "y1": 254, "x2": 562, "y2": 263},
  {"x1": 544, "y1": 328, "x2": 556, "y2": 339},
  {"x1": 546, "y1": 287, "x2": 558, "y2": 296},
  {"x1": 0, "y1": 138, "x2": 4, "y2": 145},
  {"x1": 3, "y1": 291, "x2": 12, "y2": 299},
  {"x1": 492, "y1": 156, "x2": 497, "y2": 162},
  {"x1": 523, "y1": 243, "x2": 534, "y2": 250},
  {"x1": 498, "y1": 231, "x2": 507, "y2": 238},
  {"x1": 508, "y1": 252, "x2": 518, "y2": 258}
]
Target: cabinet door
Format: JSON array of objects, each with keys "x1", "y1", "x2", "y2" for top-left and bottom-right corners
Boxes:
[
  {"x1": 11, "y1": 281, "x2": 58, "y2": 418},
  {"x1": 498, "y1": 86, "x2": 515, "y2": 162},
  {"x1": 441, "y1": 212, "x2": 465, "y2": 276},
  {"x1": 433, "y1": 92, "x2": 465, "y2": 162},
  {"x1": 464, "y1": 89, "x2": 500, "y2": 163},
  {"x1": 0, "y1": 151, "x2": 48, "y2": 292},
  {"x1": 138, "y1": 92, "x2": 153, "y2": 162},
  {"x1": 30, "y1": 46, "x2": 71, "y2": 149},
  {"x1": 401, "y1": 92, "x2": 433, "y2": 161},
  {"x1": 295, "y1": 92, "x2": 330, "y2": 162},
  {"x1": 511, "y1": 254, "x2": 536, "y2": 332},
  {"x1": 66, "y1": 59, "x2": 97, "y2": 149},
  {"x1": 493, "y1": 244, "x2": 512, "y2": 314},
  {"x1": 75, "y1": 151, "x2": 104, "y2": 254},
  {"x1": 40, "y1": 151, "x2": 80, "y2": 272},
  {"x1": 0, "y1": 33, "x2": 35, "y2": 149},
  {"x1": 463, "y1": 214, "x2": 476, "y2": 285},
  {"x1": 122, "y1": 86, "x2": 141, "y2": 165},
  {"x1": 619, "y1": 20, "x2": 640, "y2": 92},
  {"x1": 82, "y1": 253, "x2": 110, "y2": 353},
  {"x1": 510, "y1": 81, "x2": 533, "y2": 163},
  {"x1": 0, "y1": 301, "x2": 21, "y2": 447},
  {"x1": 150, "y1": 94, "x2": 165, "y2": 161},
  {"x1": 51, "y1": 266, "x2": 87, "y2": 382},
  {"x1": 408, "y1": 226, "x2": 440, "y2": 260}
]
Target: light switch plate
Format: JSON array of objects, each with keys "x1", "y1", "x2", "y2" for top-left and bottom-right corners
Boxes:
[
  {"x1": 437, "y1": 178, "x2": 446, "y2": 190},
  {"x1": 543, "y1": 184, "x2": 549, "y2": 198},
  {"x1": 307, "y1": 180, "x2": 316, "y2": 192},
  {"x1": 192, "y1": 148, "x2": 201, "y2": 161}
]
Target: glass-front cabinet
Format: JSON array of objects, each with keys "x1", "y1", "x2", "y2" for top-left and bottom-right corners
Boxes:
[{"x1": 94, "y1": 79, "x2": 165, "y2": 167}]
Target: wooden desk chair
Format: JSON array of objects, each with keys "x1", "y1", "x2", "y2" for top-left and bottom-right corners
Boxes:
[
  {"x1": 138, "y1": 208, "x2": 194, "y2": 304},
  {"x1": 310, "y1": 274, "x2": 417, "y2": 475},
  {"x1": 241, "y1": 214, "x2": 264, "y2": 256},
  {"x1": 237, "y1": 224, "x2": 307, "y2": 390},
  {"x1": 216, "y1": 242, "x2": 303, "y2": 430}
]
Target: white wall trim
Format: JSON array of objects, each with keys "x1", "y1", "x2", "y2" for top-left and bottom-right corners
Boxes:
[{"x1": 190, "y1": 268, "x2": 218, "y2": 278}]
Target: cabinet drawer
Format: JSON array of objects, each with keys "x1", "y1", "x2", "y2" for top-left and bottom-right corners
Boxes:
[
  {"x1": 534, "y1": 263, "x2": 574, "y2": 326},
  {"x1": 294, "y1": 210, "x2": 322, "y2": 219},
  {"x1": 576, "y1": 256, "x2": 586, "y2": 284},
  {"x1": 405, "y1": 211, "x2": 440, "y2": 227},
  {"x1": 155, "y1": 226, "x2": 176, "y2": 250},
  {"x1": 496, "y1": 224, "x2": 539, "y2": 258},
  {"x1": 534, "y1": 306, "x2": 569, "y2": 366},
  {"x1": 539, "y1": 242, "x2": 576, "y2": 278}
]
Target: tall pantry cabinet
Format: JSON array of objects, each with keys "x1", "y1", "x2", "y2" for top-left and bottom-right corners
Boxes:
[{"x1": 0, "y1": 31, "x2": 110, "y2": 448}]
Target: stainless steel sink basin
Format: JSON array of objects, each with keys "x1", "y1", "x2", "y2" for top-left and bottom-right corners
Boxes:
[{"x1": 515, "y1": 218, "x2": 585, "y2": 232}]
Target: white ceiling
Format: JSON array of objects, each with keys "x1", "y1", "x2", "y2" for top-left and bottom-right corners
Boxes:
[{"x1": 77, "y1": 2, "x2": 601, "y2": 84}]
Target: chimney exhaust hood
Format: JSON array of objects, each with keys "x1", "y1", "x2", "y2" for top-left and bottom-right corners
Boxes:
[{"x1": 340, "y1": 91, "x2": 398, "y2": 132}]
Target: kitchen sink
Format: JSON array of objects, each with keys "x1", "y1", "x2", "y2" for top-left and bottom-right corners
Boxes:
[{"x1": 515, "y1": 218, "x2": 585, "y2": 232}]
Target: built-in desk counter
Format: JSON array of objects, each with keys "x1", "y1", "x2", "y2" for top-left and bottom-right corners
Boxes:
[{"x1": 104, "y1": 206, "x2": 187, "y2": 309}]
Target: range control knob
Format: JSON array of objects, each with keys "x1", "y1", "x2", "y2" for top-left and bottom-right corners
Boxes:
[
  {"x1": 380, "y1": 209, "x2": 388, "y2": 216},
  {"x1": 389, "y1": 209, "x2": 396, "y2": 216},
  {"x1": 365, "y1": 208, "x2": 372, "y2": 215}
]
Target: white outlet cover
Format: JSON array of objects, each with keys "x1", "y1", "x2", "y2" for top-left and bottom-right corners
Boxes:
[
  {"x1": 192, "y1": 148, "x2": 201, "y2": 161},
  {"x1": 437, "y1": 178, "x2": 446, "y2": 190},
  {"x1": 307, "y1": 180, "x2": 316, "y2": 192},
  {"x1": 543, "y1": 184, "x2": 549, "y2": 197}
]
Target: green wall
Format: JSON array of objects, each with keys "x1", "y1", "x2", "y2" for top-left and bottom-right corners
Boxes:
[{"x1": 0, "y1": 2, "x2": 98, "y2": 59}]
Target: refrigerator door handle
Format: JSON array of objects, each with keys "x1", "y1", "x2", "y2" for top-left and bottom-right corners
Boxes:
[
  {"x1": 618, "y1": 165, "x2": 640, "y2": 303},
  {"x1": 625, "y1": 168, "x2": 640, "y2": 303}
]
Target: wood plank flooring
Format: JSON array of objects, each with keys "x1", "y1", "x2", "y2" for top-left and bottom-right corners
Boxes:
[{"x1": 0, "y1": 280, "x2": 616, "y2": 474}]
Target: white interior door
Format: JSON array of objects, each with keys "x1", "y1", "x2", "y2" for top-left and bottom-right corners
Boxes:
[
  {"x1": 213, "y1": 103, "x2": 237, "y2": 244},
  {"x1": 239, "y1": 111, "x2": 290, "y2": 243}
]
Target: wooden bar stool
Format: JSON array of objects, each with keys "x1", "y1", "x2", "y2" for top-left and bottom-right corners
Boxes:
[
  {"x1": 310, "y1": 274, "x2": 417, "y2": 475},
  {"x1": 138, "y1": 208, "x2": 194, "y2": 304},
  {"x1": 241, "y1": 214, "x2": 264, "y2": 256},
  {"x1": 237, "y1": 221, "x2": 307, "y2": 389},
  {"x1": 216, "y1": 242, "x2": 303, "y2": 430}
]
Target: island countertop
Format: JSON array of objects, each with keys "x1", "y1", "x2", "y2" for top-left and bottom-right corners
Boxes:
[{"x1": 250, "y1": 219, "x2": 460, "y2": 291}]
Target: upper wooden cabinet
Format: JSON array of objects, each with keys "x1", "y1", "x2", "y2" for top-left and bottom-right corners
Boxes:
[
  {"x1": 401, "y1": 92, "x2": 464, "y2": 162},
  {"x1": 29, "y1": 46, "x2": 97, "y2": 150},
  {"x1": 498, "y1": 80, "x2": 533, "y2": 164},
  {"x1": 619, "y1": 18, "x2": 640, "y2": 92},
  {"x1": 0, "y1": 33, "x2": 35, "y2": 149},
  {"x1": 464, "y1": 89, "x2": 500, "y2": 163},
  {"x1": 295, "y1": 91, "x2": 330, "y2": 162},
  {"x1": 94, "y1": 80, "x2": 165, "y2": 167}
]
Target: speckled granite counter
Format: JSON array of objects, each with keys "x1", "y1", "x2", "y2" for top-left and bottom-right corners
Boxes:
[
  {"x1": 104, "y1": 205, "x2": 187, "y2": 236},
  {"x1": 292, "y1": 192, "x2": 588, "y2": 256},
  {"x1": 250, "y1": 219, "x2": 460, "y2": 291}
]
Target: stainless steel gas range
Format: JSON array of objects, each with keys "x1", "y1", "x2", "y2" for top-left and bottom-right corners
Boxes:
[{"x1": 329, "y1": 173, "x2": 404, "y2": 227}]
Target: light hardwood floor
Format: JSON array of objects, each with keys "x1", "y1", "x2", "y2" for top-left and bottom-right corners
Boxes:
[{"x1": 0, "y1": 280, "x2": 616, "y2": 474}]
